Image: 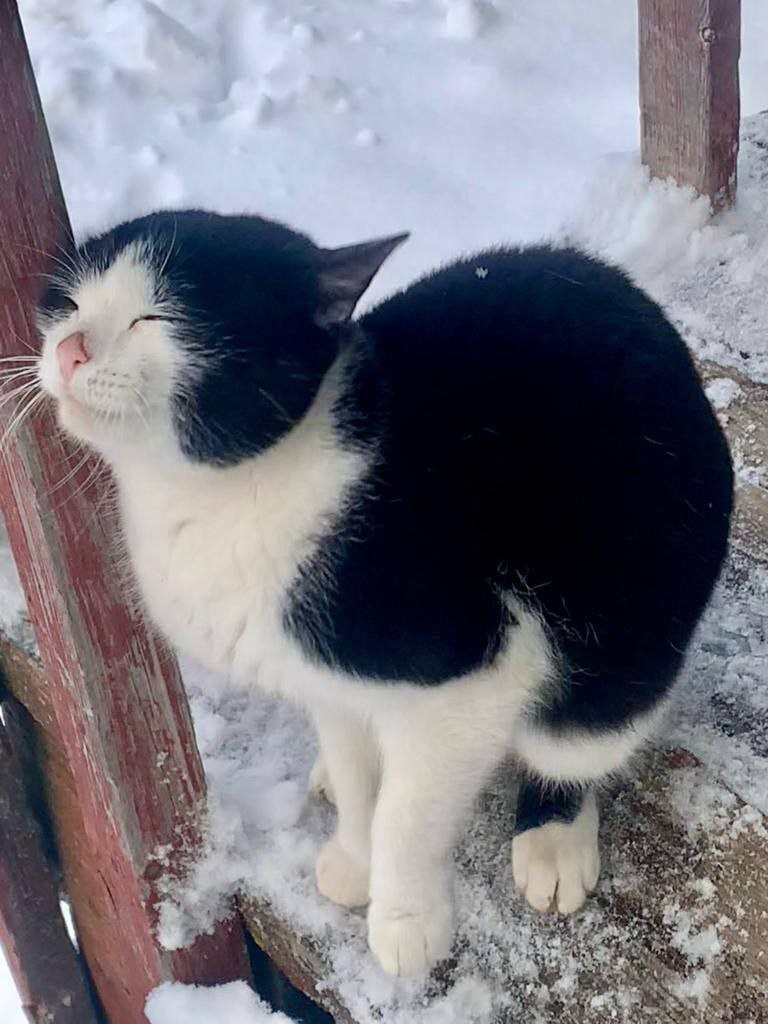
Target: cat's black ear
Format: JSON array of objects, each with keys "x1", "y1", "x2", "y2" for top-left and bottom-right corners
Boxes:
[{"x1": 315, "y1": 232, "x2": 409, "y2": 327}]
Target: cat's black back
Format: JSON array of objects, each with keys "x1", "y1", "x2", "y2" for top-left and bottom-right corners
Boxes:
[{"x1": 287, "y1": 246, "x2": 733, "y2": 731}]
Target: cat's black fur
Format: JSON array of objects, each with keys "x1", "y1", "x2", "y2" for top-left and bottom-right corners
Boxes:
[
  {"x1": 291, "y1": 246, "x2": 733, "y2": 734},
  {"x1": 43, "y1": 212, "x2": 733, "y2": 744}
]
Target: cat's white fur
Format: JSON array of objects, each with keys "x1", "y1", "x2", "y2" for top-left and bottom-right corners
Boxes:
[
  {"x1": 512, "y1": 790, "x2": 600, "y2": 914},
  {"x1": 38, "y1": 254, "x2": 658, "y2": 976}
]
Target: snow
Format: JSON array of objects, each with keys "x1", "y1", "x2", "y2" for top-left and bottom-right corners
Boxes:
[
  {"x1": 146, "y1": 981, "x2": 295, "y2": 1023},
  {"x1": 0, "y1": 952, "x2": 26, "y2": 1024},
  {"x1": 0, "y1": 0, "x2": 766, "y2": 1021},
  {"x1": 439, "y1": 0, "x2": 492, "y2": 41},
  {"x1": 706, "y1": 377, "x2": 743, "y2": 411}
]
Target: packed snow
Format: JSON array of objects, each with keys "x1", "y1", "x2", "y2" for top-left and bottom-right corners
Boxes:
[
  {"x1": 1, "y1": 0, "x2": 767, "y2": 1021},
  {"x1": 0, "y1": 952, "x2": 26, "y2": 1024},
  {"x1": 146, "y1": 981, "x2": 295, "y2": 1023}
]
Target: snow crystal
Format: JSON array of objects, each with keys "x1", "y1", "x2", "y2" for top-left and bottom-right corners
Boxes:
[
  {"x1": 705, "y1": 377, "x2": 742, "y2": 410},
  {"x1": 672, "y1": 969, "x2": 711, "y2": 1005},
  {"x1": 690, "y1": 877, "x2": 716, "y2": 903},
  {"x1": 666, "y1": 908, "x2": 722, "y2": 965}
]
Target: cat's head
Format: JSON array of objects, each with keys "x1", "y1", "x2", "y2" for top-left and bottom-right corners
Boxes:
[{"x1": 37, "y1": 209, "x2": 406, "y2": 467}]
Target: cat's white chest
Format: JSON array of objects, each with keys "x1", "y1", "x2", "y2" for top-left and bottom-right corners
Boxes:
[
  {"x1": 123, "y1": 476, "x2": 284, "y2": 680},
  {"x1": 115, "y1": 406, "x2": 366, "y2": 692}
]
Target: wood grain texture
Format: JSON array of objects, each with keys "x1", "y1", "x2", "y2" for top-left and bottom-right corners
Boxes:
[
  {"x1": 241, "y1": 898, "x2": 358, "y2": 1024},
  {"x1": 639, "y1": 0, "x2": 741, "y2": 209},
  {"x1": 0, "y1": 3, "x2": 249, "y2": 1020},
  {"x1": 698, "y1": 361, "x2": 768, "y2": 565}
]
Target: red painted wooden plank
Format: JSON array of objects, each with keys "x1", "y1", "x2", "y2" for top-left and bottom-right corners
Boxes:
[
  {"x1": 639, "y1": 0, "x2": 741, "y2": 210},
  {"x1": 0, "y1": 3, "x2": 250, "y2": 1020}
]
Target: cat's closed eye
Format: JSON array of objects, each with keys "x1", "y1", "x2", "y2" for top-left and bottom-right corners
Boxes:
[
  {"x1": 60, "y1": 296, "x2": 78, "y2": 313},
  {"x1": 128, "y1": 314, "x2": 176, "y2": 329}
]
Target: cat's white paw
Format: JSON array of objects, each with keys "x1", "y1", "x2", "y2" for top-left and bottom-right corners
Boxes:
[
  {"x1": 308, "y1": 755, "x2": 336, "y2": 805},
  {"x1": 367, "y1": 900, "x2": 453, "y2": 976},
  {"x1": 512, "y1": 790, "x2": 600, "y2": 914},
  {"x1": 315, "y1": 836, "x2": 369, "y2": 908}
]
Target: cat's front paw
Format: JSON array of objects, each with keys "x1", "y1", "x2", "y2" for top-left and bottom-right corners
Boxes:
[
  {"x1": 367, "y1": 900, "x2": 453, "y2": 976},
  {"x1": 308, "y1": 755, "x2": 336, "y2": 806},
  {"x1": 316, "y1": 836, "x2": 369, "y2": 908},
  {"x1": 512, "y1": 791, "x2": 600, "y2": 914}
]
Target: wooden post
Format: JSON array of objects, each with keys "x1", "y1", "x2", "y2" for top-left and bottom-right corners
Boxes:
[
  {"x1": 0, "y1": 3, "x2": 250, "y2": 1021},
  {"x1": 639, "y1": 0, "x2": 741, "y2": 210},
  {"x1": 0, "y1": 697, "x2": 100, "y2": 1024}
]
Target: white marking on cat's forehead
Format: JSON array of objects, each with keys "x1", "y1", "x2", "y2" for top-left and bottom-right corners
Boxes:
[
  {"x1": 73, "y1": 241, "x2": 157, "y2": 316},
  {"x1": 37, "y1": 237, "x2": 185, "y2": 459}
]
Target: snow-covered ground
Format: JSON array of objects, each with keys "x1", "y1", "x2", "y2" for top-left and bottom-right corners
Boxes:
[{"x1": 2, "y1": 1, "x2": 767, "y2": 1021}]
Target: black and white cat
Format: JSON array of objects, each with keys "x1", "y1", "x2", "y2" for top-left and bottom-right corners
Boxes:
[{"x1": 36, "y1": 210, "x2": 732, "y2": 976}]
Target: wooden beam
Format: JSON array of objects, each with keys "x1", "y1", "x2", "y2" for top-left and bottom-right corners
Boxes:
[
  {"x1": 639, "y1": 0, "x2": 741, "y2": 210},
  {"x1": 0, "y1": 3, "x2": 249, "y2": 1021}
]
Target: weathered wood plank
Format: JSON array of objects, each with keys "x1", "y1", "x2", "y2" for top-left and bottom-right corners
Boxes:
[
  {"x1": 242, "y1": 899, "x2": 357, "y2": 1024},
  {"x1": 0, "y1": 693, "x2": 99, "y2": 1023},
  {"x1": 639, "y1": 0, "x2": 741, "y2": 210},
  {"x1": 238, "y1": 747, "x2": 768, "y2": 1023},
  {"x1": 0, "y1": 3, "x2": 249, "y2": 1020},
  {"x1": 698, "y1": 361, "x2": 768, "y2": 565}
]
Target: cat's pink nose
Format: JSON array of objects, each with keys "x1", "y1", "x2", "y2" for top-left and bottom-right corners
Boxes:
[{"x1": 57, "y1": 331, "x2": 90, "y2": 383}]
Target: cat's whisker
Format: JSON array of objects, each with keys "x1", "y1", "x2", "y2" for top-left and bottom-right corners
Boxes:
[
  {"x1": 0, "y1": 368, "x2": 41, "y2": 385},
  {"x1": 3, "y1": 326, "x2": 40, "y2": 356},
  {"x1": 0, "y1": 389, "x2": 47, "y2": 451},
  {"x1": 49, "y1": 440, "x2": 89, "y2": 475},
  {"x1": 0, "y1": 361, "x2": 40, "y2": 373},
  {"x1": 127, "y1": 388, "x2": 153, "y2": 433},
  {"x1": 19, "y1": 243, "x2": 78, "y2": 283},
  {"x1": 0, "y1": 369, "x2": 40, "y2": 385},
  {"x1": 0, "y1": 381, "x2": 42, "y2": 414},
  {"x1": 0, "y1": 375, "x2": 42, "y2": 397},
  {"x1": 22, "y1": 239, "x2": 82, "y2": 289},
  {"x1": 64, "y1": 456, "x2": 111, "y2": 514},
  {"x1": 256, "y1": 386, "x2": 293, "y2": 424},
  {"x1": 36, "y1": 272, "x2": 79, "y2": 298},
  {"x1": 73, "y1": 473, "x2": 117, "y2": 545},
  {"x1": 157, "y1": 220, "x2": 178, "y2": 280},
  {"x1": 48, "y1": 447, "x2": 94, "y2": 496},
  {"x1": 53, "y1": 240, "x2": 83, "y2": 278},
  {"x1": 48, "y1": 447, "x2": 113, "y2": 533}
]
